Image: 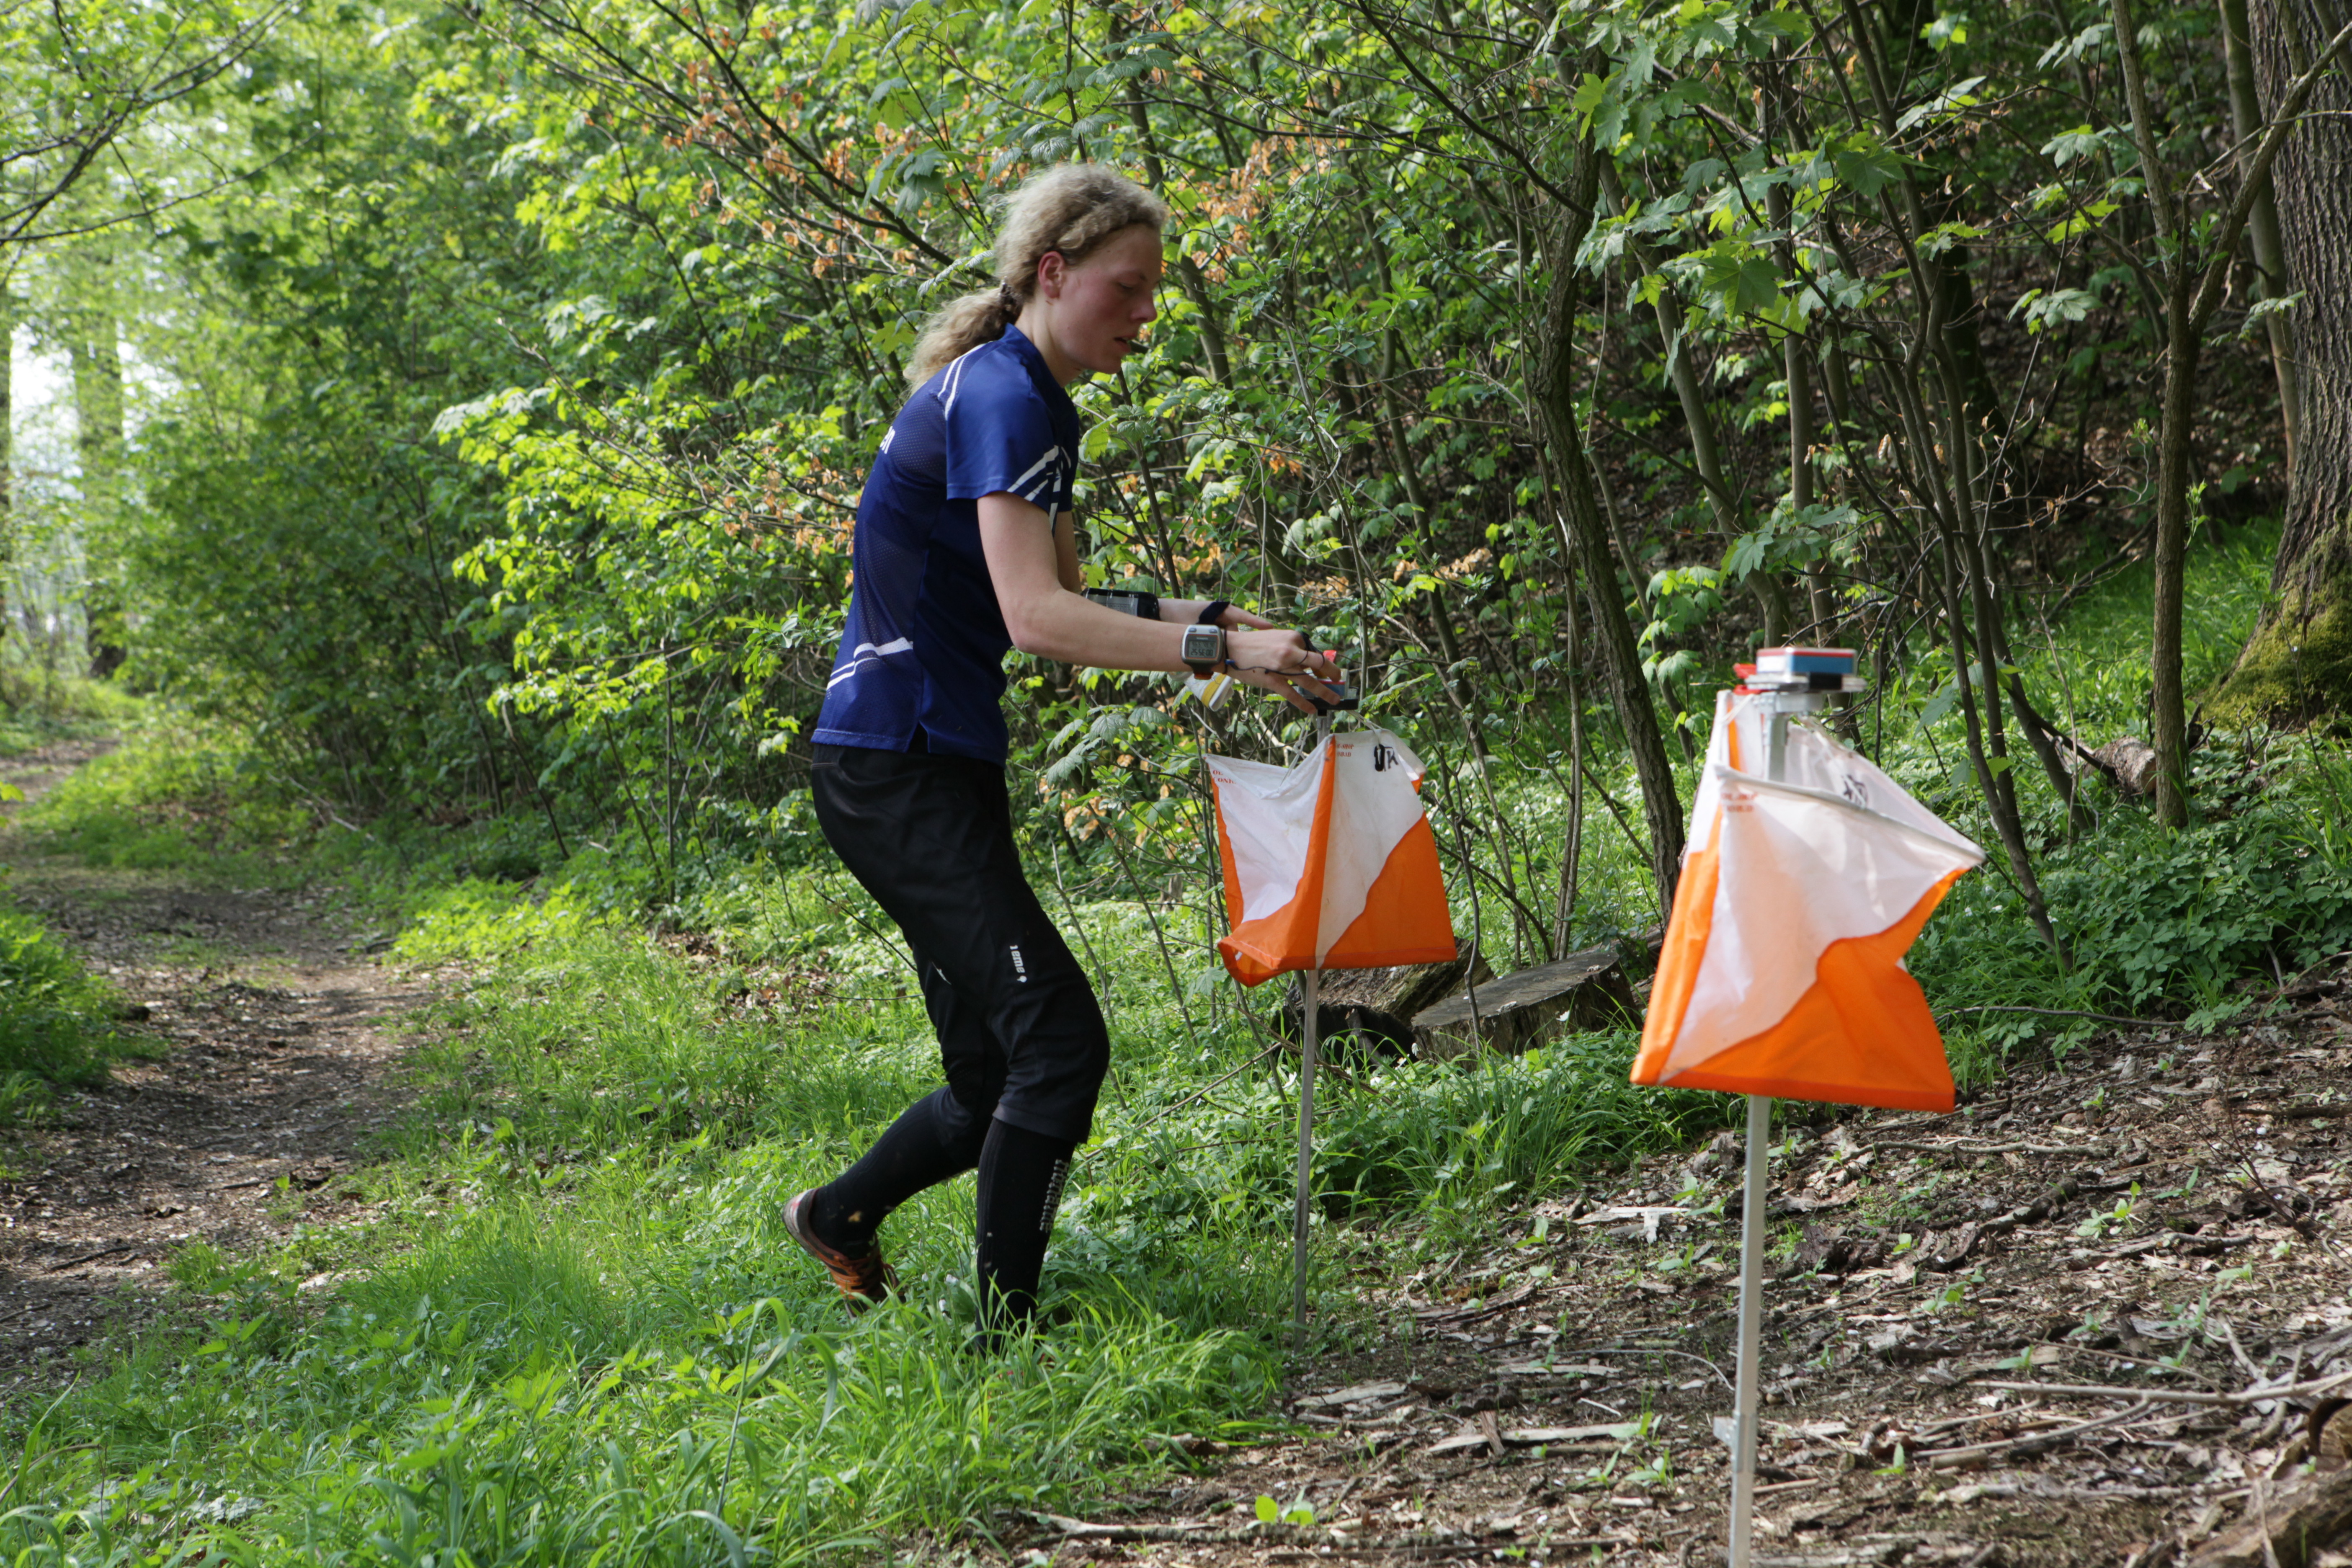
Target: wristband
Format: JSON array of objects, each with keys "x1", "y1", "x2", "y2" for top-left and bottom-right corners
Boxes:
[
  {"x1": 1083, "y1": 587, "x2": 1161, "y2": 622},
  {"x1": 1198, "y1": 598, "x2": 1231, "y2": 627}
]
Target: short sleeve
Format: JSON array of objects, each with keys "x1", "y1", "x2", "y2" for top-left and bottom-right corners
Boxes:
[{"x1": 941, "y1": 357, "x2": 1071, "y2": 510}]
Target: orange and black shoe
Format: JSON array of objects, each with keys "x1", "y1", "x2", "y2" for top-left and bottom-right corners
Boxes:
[{"x1": 783, "y1": 1189, "x2": 897, "y2": 1310}]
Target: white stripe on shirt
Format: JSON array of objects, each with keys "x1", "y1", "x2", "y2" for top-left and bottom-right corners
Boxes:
[{"x1": 1006, "y1": 445, "x2": 1062, "y2": 492}]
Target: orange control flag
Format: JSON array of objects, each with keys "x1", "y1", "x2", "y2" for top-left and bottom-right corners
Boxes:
[
  {"x1": 1207, "y1": 730, "x2": 1457, "y2": 986},
  {"x1": 1632, "y1": 691, "x2": 1986, "y2": 1110}
]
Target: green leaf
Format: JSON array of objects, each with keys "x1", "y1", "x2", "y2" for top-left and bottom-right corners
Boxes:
[
  {"x1": 2011, "y1": 287, "x2": 2099, "y2": 333},
  {"x1": 2239, "y1": 292, "x2": 2306, "y2": 338},
  {"x1": 2042, "y1": 125, "x2": 2110, "y2": 167},
  {"x1": 1827, "y1": 134, "x2": 1904, "y2": 197}
]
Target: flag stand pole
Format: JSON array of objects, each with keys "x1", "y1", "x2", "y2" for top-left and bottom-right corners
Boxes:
[
  {"x1": 1727, "y1": 694, "x2": 1813, "y2": 1566},
  {"x1": 1727, "y1": 1089, "x2": 1770, "y2": 1568},
  {"x1": 1292, "y1": 964, "x2": 1319, "y2": 1340},
  {"x1": 1292, "y1": 709, "x2": 1333, "y2": 1343}
]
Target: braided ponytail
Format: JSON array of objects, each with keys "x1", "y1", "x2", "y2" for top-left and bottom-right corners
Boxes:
[{"x1": 906, "y1": 164, "x2": 1168, "y2": 385}]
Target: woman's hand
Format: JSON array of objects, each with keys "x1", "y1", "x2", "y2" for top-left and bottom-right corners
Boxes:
[{"x1": 1222, "y1": 627, "x2": 1344, "y2": 714}]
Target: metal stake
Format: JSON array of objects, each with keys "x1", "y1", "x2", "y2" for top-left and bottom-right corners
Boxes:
[
  {"x1": 1292, "y1": 711, "x2": 1333, "y2": 1340},
  {"x1": 1292, "y1": 965, "x2": 1320, "y2": 1338},
  {"x1": 1727, "y1": 1091, "x2": 1771, "y2": 1568},
  {"x1": 1729, "y1": 694, "x2": 1813, "y2": 1565}
]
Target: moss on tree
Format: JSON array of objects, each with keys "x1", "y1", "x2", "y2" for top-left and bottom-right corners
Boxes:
[{"x1": 2208, "y1": 529, "x2": 2352, "y2": 725}]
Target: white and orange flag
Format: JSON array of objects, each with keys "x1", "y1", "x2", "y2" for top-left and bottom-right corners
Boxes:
[
  {"x1": 1207, "y1": 730, "x2": 1457, "y2": 986},
  {"x1": 1632, "y1": 691, "x2": 1986, "y2": 1110}
]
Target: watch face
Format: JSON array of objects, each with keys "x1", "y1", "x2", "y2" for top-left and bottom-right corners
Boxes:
[{"x1": 1182, "y1": 624, "x2": 1221, "y2": 665}]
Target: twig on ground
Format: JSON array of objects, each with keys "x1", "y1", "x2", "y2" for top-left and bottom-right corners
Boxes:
[
  {"x1": 1980, "y1": 1366, "x2": 2352, "y2": 1411},
  {"x1": 1535, "y1": 1346, "x2": 1734, "y2": 1389},
  {"x1": 1938, "y1": 1004, "x2": 2169, "y2": 1028},
  {"x1": 1973, "y1": 1380, "x2": 2243, "y2": 1408},
  {"x1": 2065, "y1": 1341, "x2": 2230, "y2": 1390},
  {"x1": 2254, "y1": 1475, "x2": 2285, "y2": 1568},
  {"x1": 1873, "y1": 1138, "x2": 2105, "y2": 1157},
  {"x1": 1919, "y1": 1401, "x2": 2155, "y2": 1467},
  {"x1": 2210, "y1": 1315, "x2": 2267, "y2": 1382},
  {"x1": 1026, "y1": 1512, "x2": 1623, "y2": 1553},
  {"x1": 46, "y1": 1242, "x2": 138, "y2": 1273}
]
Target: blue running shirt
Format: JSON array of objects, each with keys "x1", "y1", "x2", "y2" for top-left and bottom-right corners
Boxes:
[{"x1": 813, "y1": 326, "x2": 1081, "y2": 762}]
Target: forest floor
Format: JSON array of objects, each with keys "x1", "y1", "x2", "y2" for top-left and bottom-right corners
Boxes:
[
  {"x1": 0, "y1": 742, "x2": 428, "y2": 1400},
  {"x1": 10, "y1": 743, "x2": 2352, "y2": 1565},
  {"x1": 1026, "y1": 1003, "x2": 2352, "y2": 1568}
]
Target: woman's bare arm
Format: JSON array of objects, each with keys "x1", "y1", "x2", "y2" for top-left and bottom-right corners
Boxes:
[{"x1": 979, "y1": 493, "x2": 1338, "y2": 711}]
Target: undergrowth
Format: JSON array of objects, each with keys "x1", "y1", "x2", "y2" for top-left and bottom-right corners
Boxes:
[
  {"x1": 0, "y1": 666, "x2": 142, "y2": 758},
  {"x1": 0, "y1": 906, "x2": 125, "y2": 1126}
]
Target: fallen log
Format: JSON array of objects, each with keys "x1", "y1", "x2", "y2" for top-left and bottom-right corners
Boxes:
[
  {"x1": 2093, "y1": 736, "x2": 2162, "y2": 797},
  {"x1": 1411, "y1": 944, "x2": 1638, "y2": 1060},
  {"x1": 1281, "y1": 936, "x2": 1487, "y2": 1056},
  {"x1": 2193, "y1": 1469, "x2": 2352, "y2": 1568}
]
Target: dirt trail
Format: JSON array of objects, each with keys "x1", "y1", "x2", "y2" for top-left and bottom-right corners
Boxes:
[{"x1": 0, "y1": 742, "x2": 426, "y2": 1397}]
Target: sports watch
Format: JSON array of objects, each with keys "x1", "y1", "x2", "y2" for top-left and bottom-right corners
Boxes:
[{"x1": 1179, "y1": 621, "x2": 1225, "y2": 677}]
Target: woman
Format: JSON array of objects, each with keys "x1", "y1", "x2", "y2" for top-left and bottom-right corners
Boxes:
[{"x1": 782, "y1": 164, "x2": 1340, "y2": 1340}]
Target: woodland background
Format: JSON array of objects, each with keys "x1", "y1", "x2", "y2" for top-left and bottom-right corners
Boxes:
[
  {"x1": 5, "y1": 0, "x2": 2352, "y2": 967},
  {"x1": 8, "y1": 0, "x2": 2352, "y2": 1560}
]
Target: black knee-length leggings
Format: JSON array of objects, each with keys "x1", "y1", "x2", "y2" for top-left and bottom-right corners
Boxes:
[{"x1": 811, "y1": 743, "x2": 1110, "y2": 1142}]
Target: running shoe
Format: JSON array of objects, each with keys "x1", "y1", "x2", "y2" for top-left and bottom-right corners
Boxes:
[{"x1": 783, "y1": 1189, "x2": 896, "y2": 1308}]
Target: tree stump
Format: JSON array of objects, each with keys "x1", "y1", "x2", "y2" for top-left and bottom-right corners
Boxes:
[
  {"x1": 1278, "y1": 936, "x2": 1488, "y2": 1057},
  {"x1": 1410, "y1": 944, "x2": 1639, "y2": 1061}
]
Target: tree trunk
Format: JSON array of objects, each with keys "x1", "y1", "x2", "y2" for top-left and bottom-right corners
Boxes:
[
  {"x1": 2111, "y1": 0, "x2": 2199, "y2": 825},
  {"x1": 2214, "y1": 0, "x2": 2352, "y2": 722},
  {"x1": 1596, "y1": 161, "x2": 1793, "y2": 647},
  {"x1": 69, "y1": 300, "x2": 128, "y2": 680},
  {"x1": 2222, "y1": 0, "x2": 2303, "y2": 470},
  {"x1": 1532, "y1": 141, "x2": 1685, "y2": 915},
  {"x1": 1, "y1": 281, "x2": 12, "y2": 660},
  {"x1": 2148, "y1": 276, "x2": 2202, "y2": 827}
]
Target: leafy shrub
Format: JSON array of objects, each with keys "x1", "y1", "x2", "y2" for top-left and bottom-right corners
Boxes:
[
  {"x1": 0, "y1": 663, "x2": 145, "y2": 757},
  {"x1": 2062, "y1": 805, "x2": 2352, "y2": 1009},
  {"x1": 1910, "y1": 741, "x2": 2352, "y2": 1063},
  {"x1": 0, "y1": 907, "x2": 121, "y2": 1117}
]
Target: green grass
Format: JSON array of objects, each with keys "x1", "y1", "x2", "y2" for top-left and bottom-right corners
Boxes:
[
  {"x1": 11, "y1": 516, "x2": 2352, "y2": 1562},
  {"x1": 11, "y1": 907, "x2": 1300, "y2": 1563},
  {"x1": 10, "y1": 714, "x2": 320, "y2": 885}
]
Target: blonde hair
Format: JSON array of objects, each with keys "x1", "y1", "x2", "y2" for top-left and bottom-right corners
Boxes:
[{"x1": 905, "y1": 164, "x2": 1169, "y2": 385}]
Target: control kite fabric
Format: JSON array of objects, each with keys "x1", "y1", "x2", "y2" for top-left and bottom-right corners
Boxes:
[
  {"x1": 1632, "y1": 691, "x2": 1986, "y2": 1110},
  {"x1": 1207, "y1": 730, "x2": 1457, "y2": 986}
]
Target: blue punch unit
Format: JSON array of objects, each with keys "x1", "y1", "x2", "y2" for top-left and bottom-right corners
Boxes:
[{"x1": 1744, "y1": 647, "x2": 1862, "y2": 694}]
